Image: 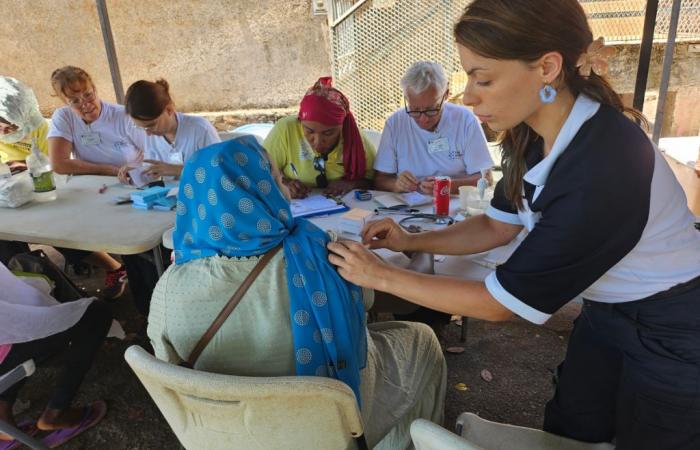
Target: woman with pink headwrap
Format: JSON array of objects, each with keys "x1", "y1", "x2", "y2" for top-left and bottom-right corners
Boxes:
[{"x1": 263, "y1": 77, "x2": 376, "y2": 198}]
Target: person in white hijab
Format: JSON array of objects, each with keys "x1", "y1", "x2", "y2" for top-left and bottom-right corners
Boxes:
[
  {"x1": 0, "y1": 76, "x2": 48, "y2": 171},
  {"x1": 0, "y1": 77, "x2": 131, "y2": 301}
]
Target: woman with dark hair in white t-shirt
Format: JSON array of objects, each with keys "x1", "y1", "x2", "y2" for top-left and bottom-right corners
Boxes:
[
  {"x1": 329, "y1": 1, "x2": 700, "y2": 448},
  {"x1": 117, "y1": 78, "x2": 220, "y2": 184}
]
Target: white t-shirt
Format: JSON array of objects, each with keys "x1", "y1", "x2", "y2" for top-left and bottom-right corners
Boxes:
[
  {"x1": 48, "y1": 101, "x2": 146, "y2": 167},
  {"x1": 374, "y1": 102, "x2": 493, "y2": 178},
  {"x1": 143, "y1": 112, "x2": 220, "y2": 165}
]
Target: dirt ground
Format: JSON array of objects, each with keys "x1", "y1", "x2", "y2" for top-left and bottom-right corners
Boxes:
[{"x1": 13, "y1": 250, "x2": 577, "y2": 449}]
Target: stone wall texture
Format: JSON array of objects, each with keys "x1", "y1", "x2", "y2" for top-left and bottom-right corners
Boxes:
[
  {"x1": 1, "y1": 1, "x2": 698, "y2": 136},
  {"x1": 0, "y1": 0, "x2": 331, "y2": 115}
]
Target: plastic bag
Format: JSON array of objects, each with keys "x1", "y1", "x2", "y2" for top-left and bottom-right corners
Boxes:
[{"x1": 0, "y1": 171, "x2": 34, "y2": 208}]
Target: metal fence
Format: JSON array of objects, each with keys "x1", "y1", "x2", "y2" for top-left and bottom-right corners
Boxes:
[{"x1": 326, "y1": 0, "x2": 700, "y2": 130}]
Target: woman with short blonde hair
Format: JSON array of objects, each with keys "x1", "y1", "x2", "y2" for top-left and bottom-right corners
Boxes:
[{"x1": 48, "y1": 66, "x2": 145, "y2": 176}]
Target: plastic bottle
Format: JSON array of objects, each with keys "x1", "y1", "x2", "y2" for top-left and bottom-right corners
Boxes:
[
  {"x1": 26, "y1": 138, "x2": 57, "y2": 201},
  {"x1": 0, "y1": 161, "x2": 9, "y2": 179}
]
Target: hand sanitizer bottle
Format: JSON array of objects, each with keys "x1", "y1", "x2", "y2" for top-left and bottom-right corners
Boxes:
[{"x1": 26, "y1": 138, "x2": 57, "y2": 201}]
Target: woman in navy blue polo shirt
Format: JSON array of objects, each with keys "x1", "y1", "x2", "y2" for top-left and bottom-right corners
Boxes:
[{"x1": 327, "y1": 0, "x2": 700, "y2": 449}]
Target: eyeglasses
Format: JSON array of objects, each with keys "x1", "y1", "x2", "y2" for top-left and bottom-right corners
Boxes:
[
  {"x1": 404, "y1": 96, "x2": 445, "y2": 118},
  {"x1": 313, "y1": 155, "x2": 328, "y2": 188},
  {"x1": 67, "y1": 90, "x2": 96, "y2": 108},
  {"x1": 135, "y1": 119, "x2": 160, "y2": 132}
]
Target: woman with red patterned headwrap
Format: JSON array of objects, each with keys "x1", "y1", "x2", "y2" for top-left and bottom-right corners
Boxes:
[{"x1": 263, "y1": 77, "x2": 376, "y2": 198}]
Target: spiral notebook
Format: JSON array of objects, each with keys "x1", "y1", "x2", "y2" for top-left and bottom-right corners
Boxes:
[{"x1": 290, "y1": 194, "x2": 348, "y2": 218}]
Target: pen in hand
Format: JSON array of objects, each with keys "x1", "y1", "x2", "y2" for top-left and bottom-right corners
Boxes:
[
  {"x1": 290, "y1": 163, "x2": 300, "y2": 179},
  {"x1": 287, "y1": 162, "x2": 310, "y2": 199}
]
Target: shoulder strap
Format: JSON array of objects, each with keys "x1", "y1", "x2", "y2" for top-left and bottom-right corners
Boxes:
[{"x1": 181, "y1": 245, "x2": 282, "y2": 369}]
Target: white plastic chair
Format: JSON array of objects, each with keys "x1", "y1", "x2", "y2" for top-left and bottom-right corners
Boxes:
[
  {"x1": 411, "y1": 414, "x2": 615, "y2": 450},
  {"x1": 218, "y1": 130, "x2": 263, "y2": 144},
  {"x1": 0, "y1": 360, "x2": 49, "y2": 450},
  {"x1": 124, "y1": 345, "x2": 368, "y2": 450},
  {"x1": 226, "y1": 123, "x2": 274, "y2": 146}
]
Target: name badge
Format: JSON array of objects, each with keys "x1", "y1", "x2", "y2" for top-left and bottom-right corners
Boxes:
[
  {"x1": 299, "y1": 141, "x2": 314, "y2": 161},
  {"x1": 80, "y1": 132, "x2": 101, "y2": 145},
  {"x1": 427, "y1": 137, "x2": 449, "y2": 154}
]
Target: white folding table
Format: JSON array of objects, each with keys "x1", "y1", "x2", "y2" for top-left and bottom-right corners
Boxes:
[{"x1": 0, "y1": 175, "x2": 175, "y2": 275}]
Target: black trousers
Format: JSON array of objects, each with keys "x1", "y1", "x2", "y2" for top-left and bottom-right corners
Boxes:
[
  {"x1": 543, "y1": 276, "x2": 700, "y2": 450},
  {"x1": 121, "y1": 247, "x2": 170, "y2": 316},
  {"x1": 0, "y1": 301, "x2": 111, "y2": 410}
]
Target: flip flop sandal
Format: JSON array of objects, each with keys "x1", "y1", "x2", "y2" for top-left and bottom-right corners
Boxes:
[
  {"x1": 0, "y1": 420, "x2": 39, "y2": 450},
  {"x1": 41, "y1": 400, "x2": 107, "y2": 448}
]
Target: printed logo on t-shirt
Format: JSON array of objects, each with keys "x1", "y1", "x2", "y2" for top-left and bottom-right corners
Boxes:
[
  {"x1": 113, "y1": 140, "x2": 131, "y2": 154},
  {"x1": 448, "y1": 148, "x2": 464, "y2": 160}
]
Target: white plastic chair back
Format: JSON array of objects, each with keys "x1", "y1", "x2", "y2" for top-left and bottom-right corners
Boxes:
[
  {"x1": 362, "y1": 129, "x2": 381, "y2": 151},
  {"x1": 0, "y1": 360, "x2": 48, "y2": 450},
  {"x1": 124, "y1": 345, "x2": 366, "y2": 450},
  {"x1": 455, "y1": 412, "x2": 615, "y2": 450},
  {"x1": 218, "y1": 130, "x2": 264, "y2": 145},
  {"x1": 411, "y1": 418, "x2": 481, "y2": 450},
  {"x1": 229, "y1": 123, "x2": 274, "y2": 145}
]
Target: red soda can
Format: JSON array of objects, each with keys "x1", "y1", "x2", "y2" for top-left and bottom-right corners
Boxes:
[{"x1": 433, "y1": 176, "x2": 451, "y2": 217}]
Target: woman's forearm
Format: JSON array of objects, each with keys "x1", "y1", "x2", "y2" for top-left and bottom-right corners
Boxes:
[
  {"x1": 375, "y1": 263, "x2": 512, "y2": 321},
  {"x1": 449, "y1": 173, "x2": 482, "y2": 191},
  {"x1": 408, "y1": 214, "x2": 522, "y2": 255},
  {"x1": 49, "y1": 136, "x2": 119, "y2": 176},
  {"x1": 53, "y1": 158, "x2": 119, "y2": 176}
]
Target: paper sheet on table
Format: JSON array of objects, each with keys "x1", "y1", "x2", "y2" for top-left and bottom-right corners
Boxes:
[
  {"x1": 374, "y1": 191, "x2": 432, "y2": 208},
  {"x1": 128, "y1": 166, "x2": 153, "y2": 188},
  {"x1": 290, "y1": 194, "x2": 347, "y2": 218},
  {"x1": 401, "y1": 191, "x2": 432, "y2": 206}
]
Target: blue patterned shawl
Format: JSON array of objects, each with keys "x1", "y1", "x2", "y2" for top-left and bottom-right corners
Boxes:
[{"x1": 173, "y1": 136, "x2": 366, "y2": 403}]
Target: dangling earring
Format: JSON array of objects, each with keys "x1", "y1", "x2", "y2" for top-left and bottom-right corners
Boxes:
[{"x1": 539, "y1": 84, "x2": 557, "y2": 104}]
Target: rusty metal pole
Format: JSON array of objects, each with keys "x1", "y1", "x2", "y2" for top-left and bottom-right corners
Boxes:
[
  {"x1": 95, "y1": 0, "x2": 125, "y2": 104},
  {"x1": 652, "y1": 0, "x2": 682, "y2": 144},
  {"x1": 633, "y1": 0, "x2": 659, "y2": 114}
]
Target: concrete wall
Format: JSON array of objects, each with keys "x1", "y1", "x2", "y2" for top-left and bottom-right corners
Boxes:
[
  {"x1": 1, "y1": 2, "x2": 698, "y2": 136},
  {"x1": 607, "y1": 42, "x2": 700, "y2": 136},
  {"x1": 0, "y1": 0, "x2": 331, "y2": 115}
]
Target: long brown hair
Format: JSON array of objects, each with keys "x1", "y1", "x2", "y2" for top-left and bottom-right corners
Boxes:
[{"x1": 454, "y1": 0, "x2": 646, "y2": 209}]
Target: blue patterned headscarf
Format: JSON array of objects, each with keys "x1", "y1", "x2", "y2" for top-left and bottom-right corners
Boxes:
[{"x1": 173, "y1": 136, "x2": 367, "y2": 403}]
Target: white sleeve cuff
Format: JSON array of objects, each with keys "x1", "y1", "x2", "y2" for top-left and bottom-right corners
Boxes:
[
  {"x1": 485, "y1": 272, "x2": 551, "y2": 325},
  {"x1": 485, "y1": 205, "x2": 523, "y2": 225}
]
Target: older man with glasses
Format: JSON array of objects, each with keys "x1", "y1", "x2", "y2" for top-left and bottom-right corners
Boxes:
[{"x1": 374, "y1": 61, "x2": 494, "y2": 195}]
